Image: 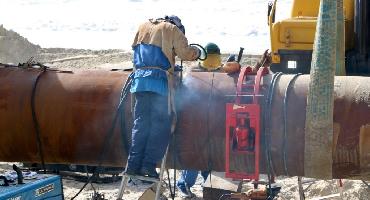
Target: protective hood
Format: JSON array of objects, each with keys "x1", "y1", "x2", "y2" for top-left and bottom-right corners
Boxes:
[{"x1": 164, "y1": 15, "x2": 185, "y2": 35}]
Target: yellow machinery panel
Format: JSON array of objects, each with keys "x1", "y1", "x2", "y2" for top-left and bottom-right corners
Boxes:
[
  {"x1": 290, "y1": 0, "x2": 353, "y2": 19},
  {"x1": 290, "y1": 0, "x2": 320, "y2": 17},
  {"x1": 278, "y1": 18, "x2": 317, "y2": 44},
  {"x1": 290, "y1": 0, "x2": 354, "y2": 20},
  {"x1": 269, "y1": 0, "x2": 354, "y2": 65}
]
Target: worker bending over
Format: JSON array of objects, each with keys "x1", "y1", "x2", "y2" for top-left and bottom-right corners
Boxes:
[
  {"x1": 125, "y1": 15, "x2": 201, "y2": 178},
  {"x1": 177, "y1": 42, "x2": 240, "y2": 198}
]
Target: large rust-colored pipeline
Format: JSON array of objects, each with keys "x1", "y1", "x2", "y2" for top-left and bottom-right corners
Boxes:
[{"x1": 0, "y1": 67, "x2": 369, "y2": 180}]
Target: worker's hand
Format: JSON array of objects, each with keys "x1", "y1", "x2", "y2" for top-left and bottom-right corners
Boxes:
[
  {"x1": 222, "y1": 62, "x2": 241, "y2": 74},
  {"x1": 190, "y1": 44, "x2": 207, "y2": 61}
]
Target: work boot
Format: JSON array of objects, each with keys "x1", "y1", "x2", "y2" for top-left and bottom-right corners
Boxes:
[
  {"x1": 140, "y1": 168, "x2": 159, "y2": 179},
  {"x1": 177, "y1": 185, "x2": 195, "y2": 198}
]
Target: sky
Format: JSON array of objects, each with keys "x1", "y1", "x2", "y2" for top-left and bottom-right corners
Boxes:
[{"x1": 0, "y1": 0, "x2": 293, "y2": 54}]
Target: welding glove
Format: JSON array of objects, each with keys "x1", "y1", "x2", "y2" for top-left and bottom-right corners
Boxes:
[{"x1": 222, "y1": 62, "x2": 241, "y2": 74}]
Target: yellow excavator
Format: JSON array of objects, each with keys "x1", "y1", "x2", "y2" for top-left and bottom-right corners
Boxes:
[{"x1": 268, "y1": 0, "x2": 370, "y2": 75}]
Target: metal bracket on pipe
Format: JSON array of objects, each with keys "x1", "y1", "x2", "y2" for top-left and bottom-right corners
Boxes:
[{"x1": 225, "y1": 66, "x2": 269, "y2": 181}]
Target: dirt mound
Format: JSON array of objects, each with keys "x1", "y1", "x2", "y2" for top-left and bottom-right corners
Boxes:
[{"x1": 0, "y1": 25, "x2": 40, "y2": 64}]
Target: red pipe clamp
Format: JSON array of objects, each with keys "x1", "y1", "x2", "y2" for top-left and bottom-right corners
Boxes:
[{"x1": 225, "y1": 66, "x2": 268, "y2": 181}]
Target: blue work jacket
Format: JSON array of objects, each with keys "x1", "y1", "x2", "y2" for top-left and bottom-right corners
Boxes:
[{"x1": 130, "y1": 43, "x2": 171, "y2": 96}]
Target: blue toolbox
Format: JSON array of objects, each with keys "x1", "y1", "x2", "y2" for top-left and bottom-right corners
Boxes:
[{"x1": 0, "y1": 174, "x2": 63, "y2": 200}]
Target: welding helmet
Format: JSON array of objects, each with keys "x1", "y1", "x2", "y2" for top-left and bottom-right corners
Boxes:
[{"x1": 165, "y1": 15, "x2": 185, "y2": 35}]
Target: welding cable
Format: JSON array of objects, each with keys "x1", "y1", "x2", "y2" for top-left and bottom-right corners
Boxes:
[
  {"x1": 206, "y1": 72, "x2": 216, "y2": 188},
  {"x1": 265, "y1": 72, "x2": 282, "y2": 175},
  {"x1": 30, "y1": 64, "x2": 48, "y2": 173},
  {"x1": 160, "y1": 67, "x2": 187, "y2": 200},
  {"x1": 282, "y1": 73, "x2": 301, "y2": 176},
  {"x1": 169, "y1": 117, "x2": 179, "y2": 199},
  {"x1": 166, "y1": 168, "x2": 176, "y2": 200},
  {"x1": 172, "y1": 129, "x2": 178, "y2": 199},
  {"x1": 267, "y1": 72, "x2": 283, "y2": 199},
  {"x1": 120, "y1": 73, "x2": 135, "y2": 153},
  {"x1": 263, "y1": 73, "x2": 278, "y2": 199},
  {"x1": 362, "y1": 180, "x2": 370, "y2": 188},
  {"x1": 84, "y1": 166, "x2": 97, "y2": 194},
  {"x1": 71, "y1": 73, "x2": 133, "y2": 200},
  {"x1": 166, "y1": 128, "x2": 178, "y2": 199},
  {"x1": 263, "y1": 72, "x2": 282, "y2": 199},
  {"x1": 167, "y1": 67, "x2": 190, "y2": 200}
]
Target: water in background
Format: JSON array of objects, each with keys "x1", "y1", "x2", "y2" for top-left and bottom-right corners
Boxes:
[{"x1": 0, "y1": 0, "x2": 292, "y2": 54}]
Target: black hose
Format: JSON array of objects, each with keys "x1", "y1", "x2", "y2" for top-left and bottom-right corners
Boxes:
[
  {"x1": 362, "y1": 180, "x2": 370, "y2": 188},
  {"x1": 190, "y1": 43, "x2": 208, "y2": 61},
  {"x1": 166, "y1": 169, "x2": 176, "y2": 200},
  {"x1": 30, "y1": 66, "x2": 48, "y2": 173},
  {"x1": 206, "y1": 72, "x2": 215, "y2": 187},
  {"x1": 71, "y1": 73, "x2": 133, "y2": 200},
  {"x1": 170, "y1": 121, "x2": 178, "y2": 199},
  {"x1": 263, "y1": 72, "x2": 282, "y2": 199},
  {"x1": 120, "y1": 73, "x2": 134, "y2": 153},
  {"x1": 282, "y1": 74, "x2": 301, "y2": 176}
]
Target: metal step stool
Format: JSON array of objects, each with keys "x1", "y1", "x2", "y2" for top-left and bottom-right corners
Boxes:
[{"x1": 116, "y1": 146, "x2": 169, "y2": 200}]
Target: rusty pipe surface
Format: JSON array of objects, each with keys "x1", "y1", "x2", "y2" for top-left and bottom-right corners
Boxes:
[{"x1": 0, "y1": 67, "x2": 369, "y2": 179}]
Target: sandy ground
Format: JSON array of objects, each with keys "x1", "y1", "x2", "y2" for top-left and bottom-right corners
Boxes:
[
  {"x1": 1, "y1": 161, "x2": 370, "y2": 200},
  {"x1": 0, "y1": 27, "x2": 370, "y2": 200}
]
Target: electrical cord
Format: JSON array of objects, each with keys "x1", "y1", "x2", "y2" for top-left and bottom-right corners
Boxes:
[
  {"x1": 282, "y1": 73, "x2": 301, "y2": 176},
  {"x1": 170, "y1": 117, "x2": 178, "y2": 199},
  {"x1": 263, "y1": 73, "x2": 277, "y2": 199},
  {"x1": 263, "y1": 72, "x2": 282, "y2": 199},
  {"x1": 362, "y1": 180, "x2": 370, "y2": 188},
  {"x1": 84, "y1": 166, "x2": 97, "y2": 194},
  {"x1": 30, "y1": 63, "x2": 48, "y2": 173},
  {"x1": 166, "y1": 169, "x2": 176, "y2": 200},
  {"x1": 119, "y1": 74, "x2": 133, "y2": 153},
  {"x1": 2, "y1": 61, "x2": 50, "y2": 173},
  {"x1": 168, "y1": 65, "x2": 188, "y2": 199},
  {"x1": 206, "y1": 72, "x2": 215, "y2": 189},
  {"x1": 71, "y1": 73, "x2": 133, "y2": 200}
]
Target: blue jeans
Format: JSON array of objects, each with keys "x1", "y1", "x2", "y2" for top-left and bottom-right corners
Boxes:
[
  {"x1": 177, "y1": 170, "x2": 209, "y2": 190},
  {"x1": 127, "y1": 91, "x2": 171, "y2": 172}
]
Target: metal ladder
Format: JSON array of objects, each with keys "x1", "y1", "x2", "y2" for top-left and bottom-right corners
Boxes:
[{"x1": 116, "y1": 146, "x2": 169, "y2": 200}]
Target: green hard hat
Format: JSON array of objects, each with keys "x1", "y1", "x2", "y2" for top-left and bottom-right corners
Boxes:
[{"x1": 205, "y1": 42, "x2": 221, "y2": 55}]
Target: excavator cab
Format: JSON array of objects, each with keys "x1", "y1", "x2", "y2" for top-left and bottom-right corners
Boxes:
[{"x1": 268, "y1": 0, "x2": 356, "y2": 74}]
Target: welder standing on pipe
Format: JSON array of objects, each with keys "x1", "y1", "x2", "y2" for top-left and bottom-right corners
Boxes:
[{"x1": 125, "y1": 15, "x2": 201, "y2": 178}]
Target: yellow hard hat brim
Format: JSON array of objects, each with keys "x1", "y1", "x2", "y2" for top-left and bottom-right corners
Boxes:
[{"x1": 201, "y1": 54, "x2": 222, "y2": 70}]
